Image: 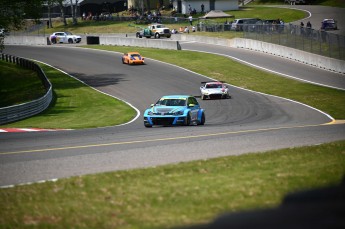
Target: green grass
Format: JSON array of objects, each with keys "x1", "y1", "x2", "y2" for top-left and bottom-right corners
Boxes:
[
  {"x1": 83, "y1": 46, "x2": 345, "y2": 119},
  {"x1": 250, "y1": 0, "x2": 345, "y2": 8},
  {"x1": 0, "y1": 64, "x2": 136, "y2": 129},
  {"x1": 316, "y1": 0, "x2": 345, "y2": 7},
  {"x1": 0, "y1": 61, "x2": 46, "y2": 107},
  {"x1": 1, "y1": 140, "x2": 344, "y2": 228},
  {"x1": 226, "y1": 6, "x2": 307, "y2": 22}
]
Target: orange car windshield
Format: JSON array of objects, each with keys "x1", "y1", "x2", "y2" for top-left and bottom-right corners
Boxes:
[{"x1": 130, "y1": 54, "x2": 141, "y2": 59}]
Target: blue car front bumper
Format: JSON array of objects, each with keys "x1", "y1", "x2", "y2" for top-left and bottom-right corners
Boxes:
[{"x1": 144, "y1": 115, "x2": 187, "y2": 126}]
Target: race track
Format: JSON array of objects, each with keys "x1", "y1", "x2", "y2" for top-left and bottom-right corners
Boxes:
[{"x1": 1, "y1": 44, "x2": 344, "y2": 187}]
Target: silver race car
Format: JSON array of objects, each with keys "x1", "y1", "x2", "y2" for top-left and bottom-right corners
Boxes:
[{"x1": 200, "y1": 81, "x2": 231, "y2": 100}]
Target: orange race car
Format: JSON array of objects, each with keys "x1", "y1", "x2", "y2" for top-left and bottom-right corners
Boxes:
[{"x1": 122, "y1": 52, "x2": 145, "y2": 65}]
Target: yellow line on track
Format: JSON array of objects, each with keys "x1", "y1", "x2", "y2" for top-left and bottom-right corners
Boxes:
[{"x1": 1, "y1": 121, "x2": 343, "y2": 156}]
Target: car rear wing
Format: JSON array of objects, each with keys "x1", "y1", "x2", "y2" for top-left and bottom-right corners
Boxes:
[{"x1": 201, "y1": 81, "x2": 224, "y2": 84}]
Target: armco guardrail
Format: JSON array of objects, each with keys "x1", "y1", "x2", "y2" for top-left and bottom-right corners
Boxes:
[
  {"x1": 4, "y1": 35, "x2": 48, "y2": 45},
  {"x1": 232, "y1": 38, "x2": 345, "y2": 74},
  {"x1": 179, "y1": 34, "x2": 345, "y2": 74},
  {"x1": 0, "y1": 54, "x2": 53, "y2": 125},
  {"x1": 99, "y1": 36, "x2": 181, "y2": 50}
]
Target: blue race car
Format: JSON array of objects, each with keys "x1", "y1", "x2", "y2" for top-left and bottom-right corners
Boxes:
[{"x1": 143, "y1": 95, "x2": 205, "y2": 127}]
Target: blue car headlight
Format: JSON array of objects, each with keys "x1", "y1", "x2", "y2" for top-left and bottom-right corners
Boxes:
[{"x1": 174, "y1": 110, "x2": 184, "y2": 115}]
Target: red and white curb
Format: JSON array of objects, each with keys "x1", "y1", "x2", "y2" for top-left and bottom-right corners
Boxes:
[{"x1": 0, "y1": 128, "x2": 72, "y2": 133}]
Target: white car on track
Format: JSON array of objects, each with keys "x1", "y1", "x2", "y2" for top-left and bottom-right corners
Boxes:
[
  {"x1": 50, "y1": 32, "x2": 81, "y2": 44},
  {"x1": 200, "y1": 81, "x2": 230, "y2": 100}
]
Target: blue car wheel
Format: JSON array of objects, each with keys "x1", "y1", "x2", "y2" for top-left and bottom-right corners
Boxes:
[
  {"x1": 184, "y1": 112, "x2": 191, "y2": 126},
  {"x1": 199, "y1": 112, "x2": 205, "y2": 125}
]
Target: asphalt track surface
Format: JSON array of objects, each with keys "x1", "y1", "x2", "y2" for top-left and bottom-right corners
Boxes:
[
  {"x1": 1, "y1": 6, "x2": 345, "y2": 187},
  {"x1": 281, "y1": 5, "x2": 345, "y2": 36}
]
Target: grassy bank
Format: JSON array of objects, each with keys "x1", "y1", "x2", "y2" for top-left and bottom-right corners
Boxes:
[
  {"x1": 0, "y1": 61, "x2": 46, "y2": 107},
  {"x1": 1, "y1": 140, "x2": 344, "y2": 228},
  {"x1": 0, "y1": 64, "x2": 136, "y2": 129}
]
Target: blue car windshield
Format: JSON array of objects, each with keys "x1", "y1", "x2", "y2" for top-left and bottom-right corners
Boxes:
[{"x1": 157, "y1": 99, "x2": 186, "y2": 106}]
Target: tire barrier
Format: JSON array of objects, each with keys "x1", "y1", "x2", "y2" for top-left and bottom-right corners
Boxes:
[
  {"x1": 0, "y1": 54, "x2": 53, "y2": 125},
  {"x1": 86, "y1": 36, "x2": 100, "y2": 45}
]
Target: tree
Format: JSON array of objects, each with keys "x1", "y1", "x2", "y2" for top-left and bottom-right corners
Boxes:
[
  {"x1": 45, "y1": 0, "x2": 67, "y2": 28},
  {"x1": 158, "y1": 0, "x2": 164, "y2": 9},
  {"x1": 69, "y1": 0, "x2": 79, "y2": 25},
  {"x1": 0, "y1": 0, "x2": 44, "y2": 51},
  {"x1": 46, "y1": 0, "x2": 55, "y2": 28},
  {"x1": 145, "y1": 0, "x2": 151, "y2": 12},
  {"x1": 57, "y1": 0, "x2": 67, "y2": 26},
  {"x1": 0, "y1": 0, "x2": 44, "y2": 30}
]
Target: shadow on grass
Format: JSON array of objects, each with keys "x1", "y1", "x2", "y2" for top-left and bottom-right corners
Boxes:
[{"x1": 39, "y1": 92, "x2": 77, "y2": 116}]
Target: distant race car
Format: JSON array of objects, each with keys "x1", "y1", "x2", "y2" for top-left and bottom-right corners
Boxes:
[
  {"x1": 321, "y1": 19, "x2": 338, "y2": 30},
  {"x1": 143, "y1": 95, "x2": 205, "y2": 127},
  {"x1": 49, "y1": 32, "x2": 81, "y2": 44},
  {"x1": 200, "y1": 81, "x2": 230, "y2": 100},
  {"x1": 122, "y1": 52, "x2": 145, "y2": 65}
]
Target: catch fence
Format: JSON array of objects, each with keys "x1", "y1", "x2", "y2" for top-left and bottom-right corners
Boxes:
[{"x1": 197, "y1": 22, "x2": 345, "y2": 61}]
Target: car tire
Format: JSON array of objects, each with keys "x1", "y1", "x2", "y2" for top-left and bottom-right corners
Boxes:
[
  {"x1": 199, "y1": 112, "x2": 205, "y2": 125},
  {"x1": 144, "y1": 124, "x2": 152, "y2": 128},
  {"x1": 68, "y1": 38, "x2": 73, "y2": 44},
  {"x1": 122, "y1": 58, "x2": 125, "y2": 64},
  {"x1": 184, "y1": 112, "x2": 191, "y2": 126},
  {"x1": 154, "y1": 33, "x2": 160, "y2": 39}
]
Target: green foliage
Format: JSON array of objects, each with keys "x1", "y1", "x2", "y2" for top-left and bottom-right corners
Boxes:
[
  {"x1": 0, "y1": 0, "x2": 43, "y2": 30},
  {"x1": 0, "y1": 0, "x2": 44, "y2": 51},
  {"x1": 0, "y1": 64, "x2": 137, "y2": 129}
]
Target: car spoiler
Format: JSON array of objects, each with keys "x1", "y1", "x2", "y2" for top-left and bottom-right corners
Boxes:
[{"x1": 201, "y1": 81, "x2": 224, "y2": 84}]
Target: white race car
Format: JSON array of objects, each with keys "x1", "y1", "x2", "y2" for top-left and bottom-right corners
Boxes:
[
  {"x1": 200, "y1": 81, "x2": 230, "y2": 100},
  {"x1": 50, "y1": 32, "x2": 81, "y2": 44}
]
